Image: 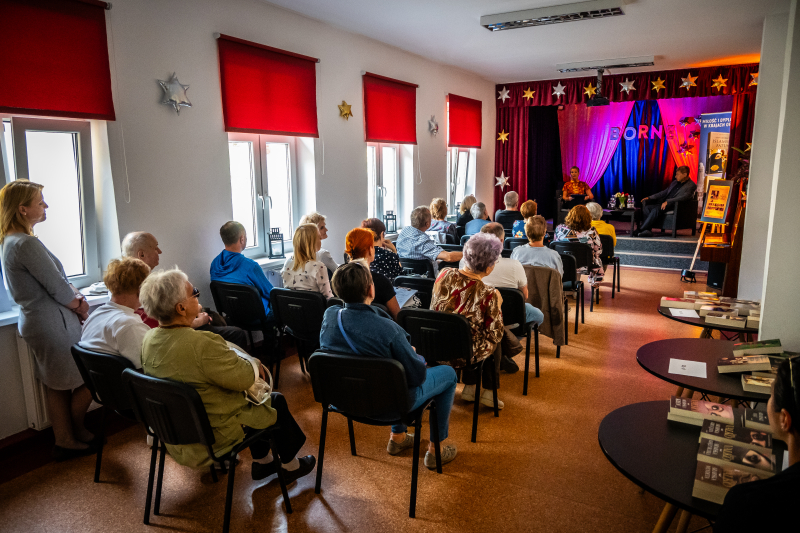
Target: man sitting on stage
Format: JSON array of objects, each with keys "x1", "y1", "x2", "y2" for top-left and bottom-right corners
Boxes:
[{"x1": 634, "y1": 166, "x2": 695, "y2": 237}]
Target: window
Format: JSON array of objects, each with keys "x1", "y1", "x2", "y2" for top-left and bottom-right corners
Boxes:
[
  {"x1": 1, "y1": 117, "x2": 100, "y2": 287},
  {"x1": 447, "y1": 147, "x2": 474, "y2": 215},
  {"x1": 367, "y1": 143, "x2": 400, "y2": 221},
  {"x1": 228, "y1": 133, "x2": 297, "y2": 256}
]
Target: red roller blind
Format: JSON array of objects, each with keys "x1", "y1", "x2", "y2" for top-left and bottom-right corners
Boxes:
[
  {"x1": 363, "y1": 73, "x2": 417, "y2": 144},
  {"x1": 217, "y1": 35, "x2": 319, "y2": 137},
  {"x1": 0, "y1": 0, "x2": 115, "y2": 120},
  {"x1": 447, "y1": 94, "x2": 482, "y2": 148}
]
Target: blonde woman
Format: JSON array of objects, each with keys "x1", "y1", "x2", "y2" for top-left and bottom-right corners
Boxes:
[
  {"x1": 428, "y1": 198, "x2": 457, "y2": 244},
  {"x1": 456, "y1": 194, "x2": 477, "y2": 227},
  {"x1": 299, "y1": 211, "x2": 338, "y2": 273},
  {"x1": 0, "y1": 180, "x2": 95, "y2": 461},
  {"x1": 281, "y1": 224, "x2": 333, "y2": 298}
]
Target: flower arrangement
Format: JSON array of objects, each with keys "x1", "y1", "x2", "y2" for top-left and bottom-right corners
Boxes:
[{"x1": 613, "y1": 192, "x2": 629, "y2": 209}]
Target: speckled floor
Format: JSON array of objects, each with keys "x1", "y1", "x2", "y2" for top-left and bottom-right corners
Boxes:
[{"x1": 0, "y1": 267, "x2": 717, "y2": 533}]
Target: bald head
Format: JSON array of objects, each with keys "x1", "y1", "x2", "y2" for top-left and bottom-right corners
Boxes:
[{"x1": 121, "y1": 232, "x2": 161, "y2": 269}]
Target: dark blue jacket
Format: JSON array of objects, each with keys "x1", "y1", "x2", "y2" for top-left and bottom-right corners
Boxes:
[
  {"x1": 648, "y1": 178, "x2": 696, "y2": 205},
  {"x1": 210, "y1": 250, "x2": 274, "y2": 319}
]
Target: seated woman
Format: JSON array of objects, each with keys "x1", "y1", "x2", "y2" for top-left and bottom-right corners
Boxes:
[
  {"x1": 562, "y1": 166, "x2": 594, "y2": 209},
  {"x1": 139, "y1": 268, "x2": 315, "y2": 481},
  {"x1": 465, "y1": 202, "x2": 491, "y2": 235},
  {"x1": 428, "y1": 198, "x2": 458, "y2": 244},
  {"x1": 299, "y1": 211, "x2": 338, "y2": 273},
  {"x1": 80, "y1": 257, "x2": 151, "y2": 369},
  {"x1": 456, "y1": 194, "x2": 477, "y2": 228},
  {"x1": 340, "y1": 228, "x2": 401, "y2": 320},
  {"x1": 511, "y1": 216, "x2": 563, "y2": 277},
  {"x1": 361, "y1": 217, "x2": 403, "y2": 281},
  {"x1": 512, "y1": 199, "x2": 538, "y2": 238},
  {"x1": 586, "y1": 202, "x2": 616, "y2": 246},
  {"x1": 281, "y1": 223, "x2": 333, "y2": 298},
  {"x1": 320, "y1": 262, "x2": 458, "y2": 469},
  {"x1": 431, "y1": 232, "x2": 506, "y2": 408},
  {"x1": 554, "y1": 205, "x2": 604, "y2": 288},
  {"x1": 715, "y1": 358, "x2": 800, "y2": 532}
]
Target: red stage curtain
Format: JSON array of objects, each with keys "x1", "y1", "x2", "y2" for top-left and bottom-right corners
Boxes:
[
  {"x1": 494, "y1": 107, "x2": 529, "y2": 210},
  {"x1": 217, "y1": 35, "x2": 319, "y2": 137},
  {"x1": 0, "y1": 0, "x2": 115, "y2": 120},
  {"x1": 726, "y1": 90, "x2": 757, "y2": 178},
  {"x1": 363, "y1": 73, "x2": 417, "y2": 144},
  {"x1": 447, "y1": 94, "x2": 482, "y2": 148}
]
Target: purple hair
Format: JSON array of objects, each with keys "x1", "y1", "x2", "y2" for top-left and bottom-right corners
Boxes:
[{"x1": 463, "y1": 232, "x2": 502, "y2": 273}]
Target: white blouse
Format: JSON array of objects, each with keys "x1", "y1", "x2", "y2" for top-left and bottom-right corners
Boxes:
[
  {"x1": 280, "y1": 259, "x2": 333, "y2": 298},
  {"x1": 79, "y1": 301, "x2": 150, "y2": 369}
]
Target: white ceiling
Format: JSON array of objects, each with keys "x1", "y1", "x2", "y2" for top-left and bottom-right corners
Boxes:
[{"x1": 261, "y1": 0, "x2": 789, "y2": 83}]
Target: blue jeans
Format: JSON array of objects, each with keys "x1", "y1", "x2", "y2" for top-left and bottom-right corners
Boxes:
[
  {"x1": 391, "y1": 365, "x2": 457, "y2": 441},
  {"x1": 525, "y1": 303, "x2": 544, "y2": 326}
]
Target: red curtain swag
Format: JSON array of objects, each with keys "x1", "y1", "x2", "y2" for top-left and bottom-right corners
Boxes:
[
  {"x1": 217, "y1": 34, "x2": 319, "y2": 137},
  {"x1": 447, "y1": 94, "x2": 482, "y2": 148},
  {"x1": 363, "y1": 73, "x2": 417, "y2": 144}
]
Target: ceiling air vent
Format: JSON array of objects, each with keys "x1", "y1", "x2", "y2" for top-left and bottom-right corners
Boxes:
[{"x1": 481, "y1": 0, "x2": 630, "y2": 32}]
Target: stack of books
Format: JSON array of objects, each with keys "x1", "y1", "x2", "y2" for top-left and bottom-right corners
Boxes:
[
  {"x1": 704, "y1": 312, "x2": 748, "y2": 329},
  {"x1": 741, "y1": 375, "x2": 774, "y2": 394},
  {"x1": 732, "y1": 339, "x2": 782, "y2": 357},
  {"x1": 716, "y1": 354, "x2": 772, "y2": 374},
  {"x1": 668, "y1": 396, "x2": 735, "y2": 426}
]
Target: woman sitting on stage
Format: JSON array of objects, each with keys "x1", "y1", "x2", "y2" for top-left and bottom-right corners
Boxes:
[
  {"x1": 554, "y1": 205, "x2": 604, "y2": 288},
  {"x1": 562, "y1": 166, "x2": 594, "y2": 208}
]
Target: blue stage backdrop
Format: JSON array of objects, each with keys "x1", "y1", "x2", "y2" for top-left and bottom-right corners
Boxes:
[{"x1": 593, "y1": 100, "x2": 676, "y2": 208}]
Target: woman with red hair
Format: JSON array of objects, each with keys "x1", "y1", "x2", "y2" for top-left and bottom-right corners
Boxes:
[{"x1": 340, "y1": 227, "x2": 401, "y2": 320}]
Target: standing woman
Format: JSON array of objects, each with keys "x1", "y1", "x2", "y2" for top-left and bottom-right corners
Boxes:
[{"x1": 0, "y1": 180, "x2": 94, "y2": 460}]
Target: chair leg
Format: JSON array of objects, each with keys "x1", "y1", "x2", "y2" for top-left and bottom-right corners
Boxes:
[
  {"x1": 580, "y1": 285, "x2": 585, "y2": 324},
  {"x1": 428, "y1": 402, "x2": 442, "y2": 474},
  {"x1": 154, "y1": 441, "x2": 167, "y2": 515},
  {"x1": 616, "y1": 259, "x2": 621, "y2": 292},
  {"x1": 347, "y1": 417, "x2": 357, "y2": 456},
  {"x1": 297, "y1": 348, "x2": 307, "y2": 374},
  {"x1": 534, "y1": 325, "x2": 540, "y2": 378},
  {"x1": 590, "y1": 285, "x2": 594, "y2": 313},
  {"x1": 409, "y1": 418, "x2": 423, "y2": 518},
  {"x1": 523, "y1": 327, "x2": 531, "y2": 396},
  {"x1": 210, "y1": 464, "x2": 218, "y2": 483},
  {"x1": 222, "y1": 453, "x2": 237, "y2": 533},
  {"x1": 270, "y1": 435, "x2": 293, "y2": 514},
  {"x1": 93, "y1": 406, "x2": 106, "y2": 483},
  {"x1": 564, "y1": 298, "x2": 569, "y2": 346},
  {"x1": 143, "y1": 436, "x2": 158, "y2": 525},
  {"x1": 273, "y1": 357, "x2": 282, "y2": 389},
  {"x1": 315, "y1": 407, "x2": 328, "y2": 494},
  {"x1": 471, "y1": 361, "x2": 482, "y2": 443},
  {"x1": 556, "y1": 345, "x2": 561, "y2": 358},
  {"x1": 611, "y1": 263, "x2": 616, "y2": 299},
  {"x1": 490, "y1": 360, "x2": 499, "y2": 418}
]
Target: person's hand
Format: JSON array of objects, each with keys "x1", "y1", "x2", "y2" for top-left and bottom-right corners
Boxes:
[
  {"x1": 73, "y1": 296, "x2": 90, "y2": 317},
  {"x1": 191, "y1": 312, "x2": 211, "y2": 328},
  {"x1": 569, "y1": 195, "x2": 575, "y2": 200},
  {"x1": 661, "y1": 201, "x2": 668, "y2": 210}
]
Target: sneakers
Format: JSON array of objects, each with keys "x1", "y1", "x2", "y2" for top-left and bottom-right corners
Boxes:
[
  {"x1": 500, "y1": 355, "x2": 519, "y2": 374},
  {"x1": 387, "y1": 433, "x2": 415, "y2": 456},
  {"x1": 461, "y1": 384, "x2": 476, "y2": 401},
  {"x1": 424, "y1": 444, "x2": 458, "y2": 470},
  {"x1": 461, "y1": 386, "x2": 504, "y2": 409}
]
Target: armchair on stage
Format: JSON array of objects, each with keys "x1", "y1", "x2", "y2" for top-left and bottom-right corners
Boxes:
[
  {"x1": 554, "y1": 190, "x2": 570, "y2": 226},
  {"x1": 649, "y1": 197, "x2": 698, "y2": 238}
]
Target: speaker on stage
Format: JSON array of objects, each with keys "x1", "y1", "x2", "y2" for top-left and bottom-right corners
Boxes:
[{"x1": 707, "y1": 261, "x2": 726, "y2": 289}]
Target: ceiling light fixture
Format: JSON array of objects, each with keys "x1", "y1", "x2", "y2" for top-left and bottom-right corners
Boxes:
[
  {"x1": 481, "y1": 0, "x2": 631, "y2": 32},
  {"x1": 555, "y1": 55, "x2": 655, "y2": 73}
]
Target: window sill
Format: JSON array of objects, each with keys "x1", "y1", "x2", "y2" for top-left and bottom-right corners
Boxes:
[
  {"x1": 0, "y1": 292, "x2": 109, "y2": 328},
  {"x1": 254, "y1": 256, "x2": 288, "y2": 271}
]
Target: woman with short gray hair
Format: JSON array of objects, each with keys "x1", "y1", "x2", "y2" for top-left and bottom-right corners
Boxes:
[
  {"x1": 586, "y1": 201, "x2": 617, "y2": 246},
  {"x1": 465, "y1": 202, "x2": 490, "y2": 235}
]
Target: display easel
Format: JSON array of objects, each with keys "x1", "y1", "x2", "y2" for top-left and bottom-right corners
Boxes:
[{"x1": 681, "y1": 180, "x2": 735, "y2": 283}]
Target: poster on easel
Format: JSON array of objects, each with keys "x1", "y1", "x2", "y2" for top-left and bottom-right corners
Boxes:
[
  {"x1": 697, "y1": 111, "x2": 731, "y2": 207},
  {"x1": 700, "y1": 180, "x2": 734, "y2": 224}
]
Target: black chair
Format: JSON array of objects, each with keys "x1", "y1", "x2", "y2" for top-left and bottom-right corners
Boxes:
[
  {"x1": 456, "y1": 225, "x2": 465, "y2": 240},
  {"x1": 394, "y1": 276, "x2": 435, "y2": 309},
  {"x1": 504, "y1": 237, "x2": 528, "y2": 251},
  {"x1": 500, "y1": 249, "x2": 512, "y2": 258},
  {"x1": 271, "y1": 288, "x2": 328, "y2": 377},
  {"x1": 555, "y1": 252, "x2": 582, "y2": 335},
  {"x1": 598, "y1": 234, "x2": 620, "y2": 298},
  {"x1": 71, "y1": 345, "x2": 137, "y2": 483},
  {"x1": 439, "y1": 244, "x2": 463, "y2": 253},
  {"x1": 396, "y1": 309, "x2": 499, "y2": 443},
  {"x1": 398, "y1": 257, "x2": 435, "y2": 278},
  {"x1": 551, "y1": 240, "x2": 599, "y2": 313},
  {"x1": 459, "y1": 234, "x2": 471, "y2": 246},
  {"x1": 496, "y1": 288, "x2": 539, "y2": 394},
  {"x1": 503, "y1": 228, "x2": 513, "y2": 238},
  {"x1": 555, "y1": 190, "x2": 570, "y2": 226},
  {"x1": 307, "y1": 352, "x2": 442, "y2": 518},
  {"x1": 121, "y1": 369, "x2": 293, "y2": 532},
  {"x1": 650, "y1": 197, "x2": 699, "y2": 237}
]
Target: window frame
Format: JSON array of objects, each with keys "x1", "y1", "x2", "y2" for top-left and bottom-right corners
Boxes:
[
  {"x1": 367, "y1": 142, "x2": 401, "y2": 222},
  {"x1": 447, "y1": 147, "x2": 472, "y2": 216}
]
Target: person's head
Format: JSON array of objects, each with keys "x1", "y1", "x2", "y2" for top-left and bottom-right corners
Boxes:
[
  {"x1": 410, "y1": 206, "x2": 432, "y2": 231},
  {"x1": 480, "y1": 222, "x2": 505, "y2": 243},
  {"x1": 459, "y1": 195, "x2": 477, "y2": 215},
  {"x1": 0, "y1": 180, "x2": 45, "y2": 243},
  {"x1": 570, "y1": 166, "x2": 580, "y2": 181},
  {"x1": 525, "y1": 215, "x2": 548, "y2": 244},
  {"x1": 769, "y1": 358, "x2": 800, "y2": 441},
  {"x1": 300, "y1": 211, "x2": 329, "y2": 240},
  {"x1": 139, "y1": 268, "x2": 201, "y2": 326},
  {"x1": 104, "y1": 257, "x2": 151, "y2": 304},
  {"x1": 470, "y1": 201, "x2": 487, "y2": 221},
  {"x1": 463, "y1": 232, "x2": 501, "y2": 274},
  {"x1": 345, "y1": 227, "x2": 376, "y2": 263},
  {"x1": 520, "y1": 199, "x2": 538, "y2": 220},
  {"x1": 586, "y1": 202, "x2": 603, "y2": 221},
  {"x1": 676, "y1": 165, "x2": 691, "y2": 182},
  {"x1": 565, "y1": 205, "x2": 592, "y2": 232},
  {"x1": 291, "y1": 224, "x2": 321, "y2": 271},
  {"x1": 331, "y1": 261, "x2": 375, "y2": 304},
  {"x1": 361, "y1": 218, "x2": 386, "y2": 243},
  {"x1": 430, "y1": 198, "x2": 448, "y2": 221},
  {"x1": 121, "y1": 232, "x2": 162, "y2": 269},
  {"x1": 220, "y1": 221, "x2": 247, "y2": 252},
  {"x1": 504, "y1": 191, "x2": 519, "y2": 210}
]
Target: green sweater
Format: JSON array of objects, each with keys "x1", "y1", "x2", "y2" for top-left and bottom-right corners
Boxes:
[{"x1": 141, "y1": 327, "x2": 276, "y2": 468}]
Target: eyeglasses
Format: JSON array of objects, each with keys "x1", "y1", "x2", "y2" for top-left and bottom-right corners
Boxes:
[{"x1": 191, "y1": 286, "x2": 200, "y2": 299}]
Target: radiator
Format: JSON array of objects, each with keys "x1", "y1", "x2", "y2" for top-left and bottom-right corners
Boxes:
[{"x1": 15, "y1": 332, "x2": 51, "y2": 430}]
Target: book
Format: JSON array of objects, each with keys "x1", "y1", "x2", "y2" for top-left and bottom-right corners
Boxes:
[
  {"x1": 732, "y1": 339, "x2": 782, "y2": 357},
  {"x1": 697, "y1": 438, "x2": 776, "y2": 476},
  {"x1": 746, "y1": 316, "x2": 760, "y2": 329},
  {"x1": 748, "y1": 309, "x2": 761, "y2": 318},
  {"x1": 752, "y1": 356, "x2": 784, "y2": 378},
  {"x1": 661, "y1": 297, "x2": 696, "y2": 309},
  {"x1": 700, "y1": 419, "x2": 772, "y2": 451},
  {"x1": 669, "y1": 396, "x2": 735, "y2": 425},
  {"x1": 741, "y1": 374, "x2": 774, "y2": 394},
  {"x1": 393, "y1": 287, "x2": 418, "y2": 308},
  {"x1": 716, "y1": 354, "x2": 771, "y2": 374},
  {"x1": 743, "y1": 409, "x2": 772, "y2": 433},
  {"x1": 692, "y1": 461, "x2": 769, "y2": 504},
  {"x1": 704, "y1": 313, "x2": 747, "y2": 329},
  {"x1": 720, "y1": 297, "x2": 761, "y2": 306},
  {"x1": 684, "y1": 291, "x2": 719, "y2": 301},
  {"x1": 699, "y1": 305, "x2": 736, "y2": 317},
  {"x1": 731, "y1": 303, "x2": 759, "y2": 316}
]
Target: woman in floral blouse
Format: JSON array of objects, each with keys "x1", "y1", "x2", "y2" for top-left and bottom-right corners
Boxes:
[
  {"x1": 553, "y1": 205, "x2": 604, "y2": 288},
  {"x1": 562, "y1": 166, "x2": 594, "y2": 208},
  {"x1": 431, "y1": 232, "x2": 506, "y2": 409}
]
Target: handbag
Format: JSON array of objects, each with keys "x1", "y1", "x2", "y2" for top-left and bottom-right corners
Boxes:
[{"x1": 227, "y1": 342, "x2": 273, "y2": 405}]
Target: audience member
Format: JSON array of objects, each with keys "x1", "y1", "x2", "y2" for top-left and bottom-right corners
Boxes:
[
  {"x1": 0, "y1": 180, "x2": 95, "y2": 460},
  {"x1": 80, "y1": 258, "x2": 151, "y2": 368},
  {"x1": 562, "y1": 166, "x2": 594, "y2": 208},
  {"x1": 456, "y1": 194, "x2": 477, "y2": 228},
  {"x1": 586, "y1": 202, "x2": 616, "y2": 246},
  {"x1": 139, "y1": 268, "x2": 315, "y2": 480},
  {"x1": 281, "y1": 224, "x2": 333, "y2": 298},
  {"x1": 495, "y1": 191, "x2": 524, "y2": 231},
  {"x1": 341, "y1": 228, "x2": 401, "y2": 319},
  {"x1": 396, "y1": 206, "x2": 462, "y2": 275},
  {"x1": 428, "y1": 198, "x2": 458, "y2": 244},
  {"x1": 319, "y1": 262, "x2": 458, "y2": 469},
  {"x1": 511, "y1": 216, "x2": 563, "y2": 276},
  {"x1": 465, "y1": 202, "x2": 490, "y2": 235},
  {"x1": 554, "y1": 206, "x2": 604, "y2": 288},
  {"x1": 299, "y1": 211, "x2": 339, "y2": 272},
  {"x1": 635, "y1": 166, "x2": 695, "y2": 237},
  {"x1": 431, "y1": 233, "x2": 506, "y2": 409},
  {"x1": 361, "y1": 218, "x2": 403, "y2": 281},
  {"x1": 512, "y1": 199, "x2": 538, "y2": 238}
]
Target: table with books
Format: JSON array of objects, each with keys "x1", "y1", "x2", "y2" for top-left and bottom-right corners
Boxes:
[{"x1": 658, "y1": 291, "x2": 760, "y2": 341}]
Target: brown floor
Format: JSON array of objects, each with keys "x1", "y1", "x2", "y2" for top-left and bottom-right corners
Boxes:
[{"x1": 0, "y1": 267, "x2": 717, "y2": 533}]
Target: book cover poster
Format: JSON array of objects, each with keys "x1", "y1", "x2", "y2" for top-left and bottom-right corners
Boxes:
[
  {"x1": 701, "y1": 180, "x2": 734, "y2": 224},
  {"x1": 698, "y1": 112, "x2": 732, "y2": 181}
]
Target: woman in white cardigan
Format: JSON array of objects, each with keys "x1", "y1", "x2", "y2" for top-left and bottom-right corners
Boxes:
[{"x1": 281, "y1": 223, "x2": 333, "y2": 298}]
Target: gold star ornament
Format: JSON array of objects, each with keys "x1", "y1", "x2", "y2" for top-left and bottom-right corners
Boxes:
[
  {"x1": 651, "y1": 77, "x2": 666, "y2": 94},
  {"x1": 680, "y1": 73, "x2": 698, "y2": 90},
  {"x1": 522, "y1": 87, "x2": 535, "y2": 101},
  {"x1": 711, "y1": 74, "x2": 728, "y2": 91},
  {"x1": 749, "y1": 72, "x2": 759, "y2": 86},
  {"x1": 497, "y1": 130, "x2": 510, "y2": 143},
  {"x1": 745, "y1": 142, "x2": 752, "y2": 152},
  {"x1": 338, "y1": 101, "x2": 352, "y2": 120},
  {"x1": 583, "y1": 83, "x2": 597, "y2": 98}
]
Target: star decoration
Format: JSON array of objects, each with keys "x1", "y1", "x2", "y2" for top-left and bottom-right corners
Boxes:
[
  {"x1": 678, "y1": 116, "x2": 695, "y2": 127},
  {"x1": 495, "y1": 172, "x2": 510, "y2": 190},
  {"x1": 497, "y1": 130, "x2": 509, "y2": 143},
  {"x1": 498, "y1": 86, "x2": 510, "y2": 103},
  {"x1": 711, "y1": 74, "x2": 728, "y2": 91},
  {"x1": 678, "y1": 142, "x2": 694, "y2": 155},
  {"x1": 680, "y1": 73, "x2": 698, "y2": 89},
  {"x1": 749, "y1": 72, "x2": 759, "y2": 86},
  {"x1": 338, "y1": 101, "x2": 353, "y2": 120},
  {"x1": 552, "y1": 82, "x2": 566, "y2": 98},
  {"x1": 583, "y1": 83, "x2": 597, "y2": 98},
  {"x1": 689, "y1": 129, "x2": 701, "y2": 140},
  {"x1": 745, "y1": 142, "x2": 752, "y2": 152},
  {"x1": 158, "y1": 73, "x2": 191, "y2": 115},
  {"x1": 428, "y1": 115, "x2": 439, "y2": 136},
  {"x1": 651, "y1": 77, "x2": 666, "y2": 93},
  {"x1": 619, "y1": 78, "x2": 636, "y2": 94},
  {"x1": 522, "y1": 87, "x2": 535, "y2": 101}
]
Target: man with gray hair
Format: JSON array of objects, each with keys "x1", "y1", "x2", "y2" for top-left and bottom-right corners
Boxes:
[
  {"x1": 494, "y1": 191, "x2": 524, "y2": 232},
  {"x1": 465, "y1": 202, "x2": 490, "y2": 235},
  {"x1": 396, "y1": 206, "x2": 462, "y2": 275}
]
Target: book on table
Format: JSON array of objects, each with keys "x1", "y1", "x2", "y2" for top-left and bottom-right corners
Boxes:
[
  {"x1": 684, "y1": 291, "x2": 720, "y2": 301},
  {"x1": 704, "y1": 312, "x2": 748, "y2": 329},
  {"x1": 700, "y1": 305, "x2": 736, "y2": 317},
  {"x1": 692, "y1": 461, "x2": 770, "y2": 504},
  {"x1": 743, "y1": 409, "x2": 772, "y2": 433},
  {"x1": 752, "y1": 353, "x2": 799, "y2": 378},
  {"x1": 720, "y1": 297, "x2": 761, "y2": 306},
  {"x1": 697, "y1": 437, "x2": 776, "y2": 477},
  {"x1": 741, "y1": 374, "x2": 774, "y2": 394},
  {"x1": 731, "y1": 303, "x2": 760, "y2": 316},
  {"x1": 716, "y1": 354, "x2": 771, "y2": 373},
  {"x1": 732, "y1": 339, "x2": 782, "y2": 357},
  {"x1": 668, "y1": 396, "x2": 735, "y2": 426},
  {"x1": 661, "y1": 297, "x2": 697, "y2": 309},
  {"x1": 746, "y1": 316, "x2": 760, "y2": 329},
  {"x1": 700, "y1": 419, "x2": 772, "y2": 451}
]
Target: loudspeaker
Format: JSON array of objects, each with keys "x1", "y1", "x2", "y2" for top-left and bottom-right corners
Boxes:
[{"x1": 707, "y1": 261, "x2": 726, "y2": 289}]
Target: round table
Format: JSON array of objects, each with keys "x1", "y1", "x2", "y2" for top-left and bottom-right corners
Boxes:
[
  {"x1": 658, "y1": 307, "x2": 758, "y2": 340},
  {"x1": 637, "y1": 338, "x2": 770, "y2": 403}
]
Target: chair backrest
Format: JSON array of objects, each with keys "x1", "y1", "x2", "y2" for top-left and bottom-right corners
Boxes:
[
  {"x1": 439, "y1": 244, "x2": 463, "y2": 253},
  {"x1": 71, "y1": 345, "x2": 136, "y2": 412},
  {"x1": 398, "y1": 257, "x2": 435, "y2": 278},
  {"x1": 598, "y1": 234, "x2": 615, "y2": 264},
  {"x1": 460, "y1": 234, "x2": 471, "y2": 246},
  {"x1": 209, "y1": 281, "x2": 269, "y2": 331},
  {"x1": 504, "y1": 237, "x2": 528, "y2": 250},
  {"x1": 504, "y1": 228, "x2": 513, "y2": 237},
  {"x1": 394, "y1": 276, "x2": 435, "y2": 309},
  {"x1": 456, "y1": 225, "x2": 465, "y2": 239},
  {"x1": 500, "y1": 249, "x2": 512, "y2": 258},
  {"x1": 308, "y1": 352, "x2": 411, "y2": 418},
  {"x1": 557, "y1": 252, "x2": 578, "y2": 284},
  {"x1": 550, "y1": 241, "x2": 593, "y2": 271},
  {"x1": 271, "y1": 288, "x2": 328, "y2": 343},
  {"x1": 496, "y1": 288, "x2": 526, "y2": 334},
  {"x1": 396, "y1": 309, "x2": 474, "y2": 365}
]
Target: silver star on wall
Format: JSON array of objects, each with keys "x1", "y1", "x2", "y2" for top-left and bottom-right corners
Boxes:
[
  {"x1": 495, "y1": 171, "x2": 510, "y2": 189},
  {"x1": 158, "y1": 73, "x2": 192, "y2": 115},
  {"x1": 552, "y1": 82, "x2": 566, "y2": 98},
  {"x1": 619, "y1": 78, "x2": 636, "y2": 94},
  {"x1": 497, "y1": 86, "x2": 510, "y2": 103}
]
